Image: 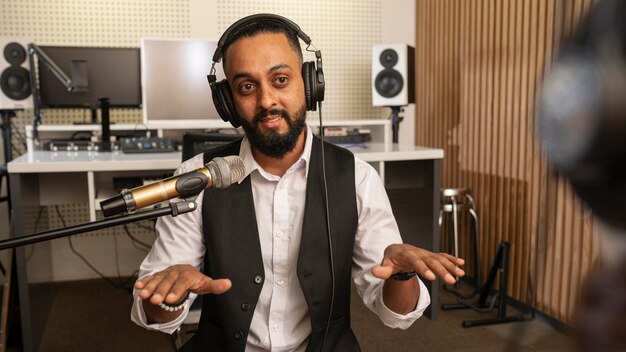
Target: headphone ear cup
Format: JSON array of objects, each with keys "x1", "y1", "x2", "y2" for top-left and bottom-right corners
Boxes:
[
  {"x1": 210, "y1": 79, "x2": 241, "y2": 128},
  {"x1": 302, "y1": 61, "x2": 317, "y2": 111}
]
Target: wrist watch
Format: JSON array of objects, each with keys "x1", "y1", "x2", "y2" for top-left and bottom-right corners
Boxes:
[{"x1": 391, "y1": 271, "x2": 417, "y2": 281}]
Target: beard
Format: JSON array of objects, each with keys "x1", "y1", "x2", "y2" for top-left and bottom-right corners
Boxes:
[{"x1": 239, "y1": 104, "x2": 307, "y2": 159}]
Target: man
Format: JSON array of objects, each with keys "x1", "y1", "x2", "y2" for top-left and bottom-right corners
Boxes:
[{"x1": 131, "y1": 14, "x2": 464, "y2": 351}]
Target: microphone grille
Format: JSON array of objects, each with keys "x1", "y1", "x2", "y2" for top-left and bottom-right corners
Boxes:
[{"x1": 207, "y1": 155, "x2": 246, "y2": 188}]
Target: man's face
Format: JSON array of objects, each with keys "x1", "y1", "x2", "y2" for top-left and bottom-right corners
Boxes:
[{"x1": 224, "y1": 32, "x2": 307, "y2": 159}]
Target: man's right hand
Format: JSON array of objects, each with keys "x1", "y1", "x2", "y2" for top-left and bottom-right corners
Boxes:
[{"x1": 135, "y1": 264, "x2": 232, "y2": 323}]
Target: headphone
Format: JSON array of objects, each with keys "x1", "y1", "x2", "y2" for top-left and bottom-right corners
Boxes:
[
  {"x1": 538, "y1": 0, "x2": 626, "y2": 228},
  {"x1": 207, "y1": 13, "x2": 325, "y2": 128}
]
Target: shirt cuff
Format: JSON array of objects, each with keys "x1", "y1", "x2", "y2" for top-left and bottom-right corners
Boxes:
[
  {"x1": 373, "y1": 277, "x2": 431, "y2": 330},
  {"x1": 130, "y1": 290, "x2": 197, "y2": 335}
]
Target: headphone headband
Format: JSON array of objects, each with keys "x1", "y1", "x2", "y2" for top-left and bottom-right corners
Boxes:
[
  {"x1": 212, "y1": 13, "x2": 312, "y2": 63},
  {"x1": 208, "y1": 13, "x2": 325, "y2": 128}
]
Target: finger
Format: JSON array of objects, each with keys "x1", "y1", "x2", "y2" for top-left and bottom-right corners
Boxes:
[
  {"x1": 134, "y1": 275, "x2": 151, "y2": 290},
  {"x1": 371, "y1": 265, "x2": 394, "y2": 280},
  {"x1": 150, "y1": 271, "x2": 179, "y2": 305},
  {"x1": 431, "y1": 253, "x2": 466, "y2": 278},
  {"x1": 437, "y1": 252, "x2": 465, "y2": 266},
  {"x1": 191, "y1": 277, "x2": 232, "y2": 295},
  {"x1": 455, "y1": 267, "x2": 466, "y2": 277},
  {"x1": 423, "y1": 258, "x2": 456, "y2": 284},
  {"x1": 412, "y1": 259, "x2": 436, "y2": 281},
  {"x1": 437, "y1": 255, "x2": 466, "y2": 278},
  {"x1": 136, "y1": 274, "x2": 165, "y2": 299},
  {"x1": 165, "y1": 279, "x2": 192, "y2": 305}
]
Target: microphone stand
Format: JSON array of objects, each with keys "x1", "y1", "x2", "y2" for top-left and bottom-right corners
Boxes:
[
  {"x1": 0, "y1": 199, "x2": 197, "y2": 250},
  {"x1": 389, "y1": 106, "x2": 404, "y2": 144},
  {"x1": 27, "y1": 44, "x2": 77, "y2": 139}
]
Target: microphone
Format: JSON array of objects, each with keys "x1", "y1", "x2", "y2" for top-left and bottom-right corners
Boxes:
[{"x1": 100, "y1": 155, "x2": 245, "y2": 217}]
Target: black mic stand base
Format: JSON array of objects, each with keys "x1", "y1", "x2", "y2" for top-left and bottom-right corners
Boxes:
[{"x1": 441, "y1": 241, "x2": 526, "y2": 328}]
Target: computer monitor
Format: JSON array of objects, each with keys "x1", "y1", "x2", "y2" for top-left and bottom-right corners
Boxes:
[
  {"x1": 141, "y1": 38, "x2": 227, "y2": 129},
  {"x1": 181, "y1": 132, "x2": 243, "y2": 162},
  {"x1": 37, "y1": 46, "x2": 142, "y2": 110}
]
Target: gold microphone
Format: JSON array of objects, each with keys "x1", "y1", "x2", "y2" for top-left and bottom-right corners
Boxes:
[{"x1": 100, "y1": 155, "x2": 245, "y2": 217}]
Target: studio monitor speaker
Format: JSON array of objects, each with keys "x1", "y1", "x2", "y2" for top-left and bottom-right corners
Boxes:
[
  {"x1": 372, "y1": 44, "x2": 415, "y2": 107},
  {"x1": 0, "y1": 37, "x2": 33, "y2": 110}
]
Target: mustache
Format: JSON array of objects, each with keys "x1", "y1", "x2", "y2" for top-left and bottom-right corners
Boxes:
[{"x1": 254, "y1": 108, "x2": 290, "y2": 123}]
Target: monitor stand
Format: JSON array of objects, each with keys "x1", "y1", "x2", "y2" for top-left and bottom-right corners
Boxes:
[{"x1": 99, "y1": 98, "x2": 111, "y2": 152}]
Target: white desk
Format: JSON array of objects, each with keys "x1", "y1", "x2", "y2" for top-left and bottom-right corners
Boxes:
[{"x1": 8, "y1": 144, "x2": 443, "y2": 352}]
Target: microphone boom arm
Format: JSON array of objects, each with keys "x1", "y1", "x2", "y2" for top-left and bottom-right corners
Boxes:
[
  {"x1": 27, "y1": 43, "x2": 78, "y2": 133},
  {"x1": 0, "y1": 199, "x2": 197, "y2": 251},
  {"x1": 28, "y1": 44, "x2": 76, "y2": 92}
]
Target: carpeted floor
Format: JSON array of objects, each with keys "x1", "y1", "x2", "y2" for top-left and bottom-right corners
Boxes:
[{"x1": 7, "y1": 279, "x2": 575, "y2": 351}]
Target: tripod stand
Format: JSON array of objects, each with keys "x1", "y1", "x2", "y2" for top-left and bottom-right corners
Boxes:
[
  {"x1": 0, "y1": 109, "x2": 15, "y2": 214},
  {"x1": 0, "y1": 109, "x2": 17, "y2": 351},
  {"x1": 442, "y1": 241, "x2": 526, "y2": 327}
]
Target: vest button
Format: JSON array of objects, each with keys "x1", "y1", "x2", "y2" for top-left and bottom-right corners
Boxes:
[
  {"x1": 253, "y1": 275, "x2": 263, "y2": 284},
  {"x1": 234, "y1": 330, "x2": 244, "y2": 340},
  {"x1": 241, "y1": 303, "x2": 251, "y2": 311}
]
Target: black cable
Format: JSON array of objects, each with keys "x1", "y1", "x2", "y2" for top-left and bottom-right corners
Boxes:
[
  {"x1": 25, "y1": 206, "x2": 46, "y2": 261},
  {"x1": 123, "y1": 224, "x2": 152, "y2": 251},
  {"x1": 111, "y1": 228, "x2": 124, "y2": 283},
  {"x1": 318, "y1": 101, "x2": 335, "y2": 352},
  {"x1": 457, "y1": 292, "x2": 500, "y2": 313},
  {"x1": 70, "y1": 131, "x2": 93, "y2": 140},
  {"x1": 132, "y1": 220, "x2": 157, "y2": 232},
  {"x1": 54, "y1": 205, "x2": 136, "y2": 290}
]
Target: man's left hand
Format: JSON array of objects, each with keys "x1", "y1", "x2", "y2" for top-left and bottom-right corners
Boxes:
[{"x1": 372, "y1": 244, "x2": 465, "y2": 284}]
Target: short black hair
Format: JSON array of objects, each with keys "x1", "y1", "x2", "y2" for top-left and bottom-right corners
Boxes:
[{"x1": 220, "y1": 19, "x2": 304, "y2": 67}]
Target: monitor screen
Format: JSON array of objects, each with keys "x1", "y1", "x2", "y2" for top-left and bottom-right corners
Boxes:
[
  {"x1": 141, "y1": 38, "x2": 227, "y2": 128},
  {"x1": 37, "y1": 46, "x2": 142, "y2": 108}
]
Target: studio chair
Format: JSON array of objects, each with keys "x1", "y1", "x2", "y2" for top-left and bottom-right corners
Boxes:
[{"x1": 438, "y1": 188, "x2": 481, "y2": 296}]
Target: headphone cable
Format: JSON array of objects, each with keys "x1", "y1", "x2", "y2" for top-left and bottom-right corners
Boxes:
[{"x1": 317, "y1": 101, "x2": 335, "y2": 352}]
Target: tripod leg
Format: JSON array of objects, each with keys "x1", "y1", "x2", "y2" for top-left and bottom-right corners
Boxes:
[
  {"x1": 469, "y1": 207, "x2": 481, "y2": 287},
  {"x1": 443, "y1": 243, "x2": 501, "y2": 310},
  {"x1": 460, "y1": 242, "x2": 525, "y2": 327},
  {"x1": 476, "y1": 243, "x2": 503, "y2": 305}
]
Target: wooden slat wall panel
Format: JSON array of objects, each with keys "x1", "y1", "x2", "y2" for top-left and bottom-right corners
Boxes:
[{"x1": 415, "y1": 0, "x2": 600, "y2": 324}]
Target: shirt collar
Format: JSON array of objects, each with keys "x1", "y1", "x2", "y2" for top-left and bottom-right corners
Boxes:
[{"x1": 237, "y1": 125, "x2": 314, "y2": 182}]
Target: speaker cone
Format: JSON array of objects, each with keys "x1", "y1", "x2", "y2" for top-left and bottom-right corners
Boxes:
[
  {"x1": 375, "y1": 70, "x2": 404, "y2": 98},
  {"x1": 1, "y1": 66, "x2": 31, "y2": 100}
]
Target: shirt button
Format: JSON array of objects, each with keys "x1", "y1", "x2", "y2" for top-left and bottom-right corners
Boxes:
[
  {"x1": 241, "y1": 303, "x2": 251, "y2": 311},
  {"x1": 254, "y1": 275, "x2": 263, "y2": 284},
  {"x1": 234, "y1": 330, "x2": 244, "y2": 340},
  {"x1": 276, "y1": 279, "x2": 284, "y2": 286},
  {"x1": 273, "y1": 324, "x2": 279, "y2": 332},
  {"x1": 275, "y1": 231, "x2": 282, "y2": 238}
]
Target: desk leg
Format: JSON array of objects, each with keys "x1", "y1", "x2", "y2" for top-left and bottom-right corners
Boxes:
[
  {"x1": 9, "y1": 173, "x2": 35, "y2": 352},
  {"x1": 384, "y1": 159, "x2": 440, "y2": 320}
]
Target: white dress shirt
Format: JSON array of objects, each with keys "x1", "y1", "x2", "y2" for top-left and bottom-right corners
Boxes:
[{"x1": 131, "y1": 126, "x2": 430, "y2": 351}]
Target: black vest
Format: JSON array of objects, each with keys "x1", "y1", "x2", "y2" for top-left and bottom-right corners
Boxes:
[{"x1": 179, "y1": 136, "x2": 361, "y2": 352}]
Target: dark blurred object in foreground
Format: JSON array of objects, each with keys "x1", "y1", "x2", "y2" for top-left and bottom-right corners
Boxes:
[
  {"x1": 538, "y1": 0, "x2": 626, "y2": 229},
  {"x1": 574, "y1": 258, "x2": 626, "y2": 351}
]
